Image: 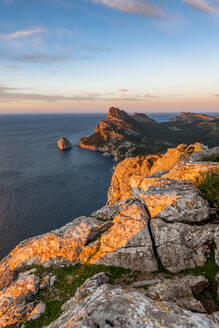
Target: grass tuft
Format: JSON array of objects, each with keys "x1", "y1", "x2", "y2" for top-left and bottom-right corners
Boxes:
[
  {"x1": 201, "y1": 154, "x2": 219, "y2": 163},
  {"x1": 180, "y1": 248, "x2": 219, "y2": 312},
  {"x1": 15, "y1": 264, "x2": 129, "y2": 328},
  {"x1": 196, "y1": 172, "x2": 219, "y2": 208}
]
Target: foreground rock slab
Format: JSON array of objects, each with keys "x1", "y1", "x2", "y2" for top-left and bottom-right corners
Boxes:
[
  {"x1": 46, "y1": 274, "x2": 219, "y2": 328},
  {"x1": 0, "y1": 198, "x2": 157, "y2": 279}
]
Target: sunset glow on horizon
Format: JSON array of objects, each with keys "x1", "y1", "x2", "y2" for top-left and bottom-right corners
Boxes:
[{"x1": 0, "y1": 0, "x2": 219, "y2": 114}]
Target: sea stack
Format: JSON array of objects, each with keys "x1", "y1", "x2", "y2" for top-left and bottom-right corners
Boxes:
[{"x1": 57, "y1": 137, "x2": 72, "y2": 151}]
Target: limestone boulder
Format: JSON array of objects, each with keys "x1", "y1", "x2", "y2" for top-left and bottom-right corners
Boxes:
[
  {"x1": 89, "y1": 198, "x2": 158, "y2": 272},
  {"x1": 146, "y1": 275, "x2": 208, "y2": 312},
  {"x1": 131, "y1": 177, "x2": 209, "y2": 223},
  {"x1": 163, "y1": 161, "x2": 219, "y2": 184},
  {"x1": 189, "y1": 145, "x2": 219, "y2": 163},
  {"x1": 0, "y1": 198, "x2": 157, "y2": 276},
  {"x1": 151, "y1": 218, "x2": 215, "y2": 272},
  {"x1": 0, "y1": 211, "x2": 114, "y2": 276}
]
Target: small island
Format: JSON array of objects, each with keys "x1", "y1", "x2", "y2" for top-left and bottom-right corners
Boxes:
[{"x1": 58, "y1": 137, "x2": 72, "y2": 151}]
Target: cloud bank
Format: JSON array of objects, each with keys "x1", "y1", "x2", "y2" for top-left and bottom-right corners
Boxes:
[
  {"x1": 91, "y1": 0, "x2": 164, "y2": 18},
  {"x1": 0, "y1": 84, "x2": 160, "y2": 103},
  {"x1": 182, "y1": 0, "x2": 219, "y2": 14},
  {"x1": 91, "y1": 0, "x2": 219, "y2": 17},
  {"x1": 0, "y1": 27, "x2": 46, "y2": 40}
]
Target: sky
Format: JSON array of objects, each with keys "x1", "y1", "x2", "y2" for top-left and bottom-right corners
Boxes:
[{"x1": 0, "y1": 0, "x2": 219, "y2": 113}]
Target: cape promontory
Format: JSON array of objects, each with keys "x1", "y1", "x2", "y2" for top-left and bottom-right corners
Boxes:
[{"x1": 79, "y1": 107, "x2": 219, "y2": 162}]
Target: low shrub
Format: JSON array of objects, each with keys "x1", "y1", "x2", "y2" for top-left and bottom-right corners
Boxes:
[
  {"x1": 201, "y1": 154, "x2": 219, "y2": 162},
  {"x1": 197, "y1": 172, "x2": 219, "y2": 208}
]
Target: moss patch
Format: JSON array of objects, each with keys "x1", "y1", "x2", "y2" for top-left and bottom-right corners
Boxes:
[{"x1": 15, "y1": 264, "x2": 129, "y2": 328}]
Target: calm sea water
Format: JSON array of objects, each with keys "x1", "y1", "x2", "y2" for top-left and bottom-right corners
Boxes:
[{"x1": 0, "y1": 112, "x2": 217, "y2": 259}]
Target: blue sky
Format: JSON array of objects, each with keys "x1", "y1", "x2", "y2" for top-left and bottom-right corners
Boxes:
[{"x1": 0, "y1": 0, "x2": 219, "y2": 113}]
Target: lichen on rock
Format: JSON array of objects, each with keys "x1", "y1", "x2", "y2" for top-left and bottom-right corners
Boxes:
[{"x1": 46, "y1": 274, "x2": 219, "y2": 328}]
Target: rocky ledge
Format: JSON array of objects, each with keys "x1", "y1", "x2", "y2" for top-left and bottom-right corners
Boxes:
[
  {"x1": 0, "y1": 143, "x2": 219, "y2": 327},
  {"x1": 79, "y1": 107, "x2": 219, "y2": 162}
]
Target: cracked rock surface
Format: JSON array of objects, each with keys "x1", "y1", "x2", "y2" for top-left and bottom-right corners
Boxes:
[
  {"x1": 146, "y1": 275, "x2": 208, "y2": 313},
  {"x1": 46, "y1": 274, "x2": 219, "y2": 328}
]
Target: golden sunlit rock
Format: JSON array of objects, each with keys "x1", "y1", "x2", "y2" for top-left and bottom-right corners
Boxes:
[
  {"x1": 107, "y1": 143, "x2": 208, "y2": 205},
  {"x1": 163, "y1": 161, "x2": 219, "y2": 184}
]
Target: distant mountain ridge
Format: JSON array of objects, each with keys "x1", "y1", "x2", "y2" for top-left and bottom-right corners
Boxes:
[
  {"x1": 170, "y1": 112, "x2": 217, "y2": 123},
  {"x1": 79, "y1": 107, "x2": 219, "y2": 162}
]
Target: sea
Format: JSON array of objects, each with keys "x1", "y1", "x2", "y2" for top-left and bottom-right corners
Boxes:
[{"x1": 0, "y1": 112, "x2": 217, "y2": 259}]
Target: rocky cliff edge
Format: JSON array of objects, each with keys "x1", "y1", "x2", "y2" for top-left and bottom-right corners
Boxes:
[{"x1": 0, "y1": 143, "x2": 219, "y2": 327}]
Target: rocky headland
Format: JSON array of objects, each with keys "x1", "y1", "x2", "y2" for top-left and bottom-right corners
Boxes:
[
  {"x1": 0, "y1": 143, "x2": 219, "y2": 327},
  {"x1": 79, "y1": 107, "x2": 219, "y2": 162}
]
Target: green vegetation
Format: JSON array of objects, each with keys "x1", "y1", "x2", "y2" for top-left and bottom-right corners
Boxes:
[
  {"x1": 180, "y1": 248, "x2": 219, "y2": 312},
  {"x1": 135, "y1": 285, "x2": 149, "y2": 292},
  {"x1": 197, "y1": 172, "x2": 219, "y2": 208},
  {"x1": 16, "y1": 264, "x2": 129, "y2": 328},
  {"x1": 201, "y1": 154, "x2": 219, "y2": 162},
  {"x1": 12, "y1": 249, "x2": 219, "y2": 327},
  {"x1": 153, "y1": 248, "x2": 219, "y2": 312}
]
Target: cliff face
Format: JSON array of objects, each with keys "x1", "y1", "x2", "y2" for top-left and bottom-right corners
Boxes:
[
  {"x1": 79, "y1": 107, "x2": 219, "y2": 162},
  {"x1": 0, "y1": 143, "x2": 219, "y2": 327}
]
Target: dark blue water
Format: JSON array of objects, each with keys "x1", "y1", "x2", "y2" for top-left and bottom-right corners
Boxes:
[
  {"x1": 0, "y1": 112, "x2": 217, "y2": 259},
  {"x1": 0, "y1": 114, "x2": 114, "y2": 259}
]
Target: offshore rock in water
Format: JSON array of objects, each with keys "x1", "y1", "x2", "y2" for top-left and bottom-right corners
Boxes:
[{"x1": 57, "y1": 137, "x2": 72, "y2": 151}]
